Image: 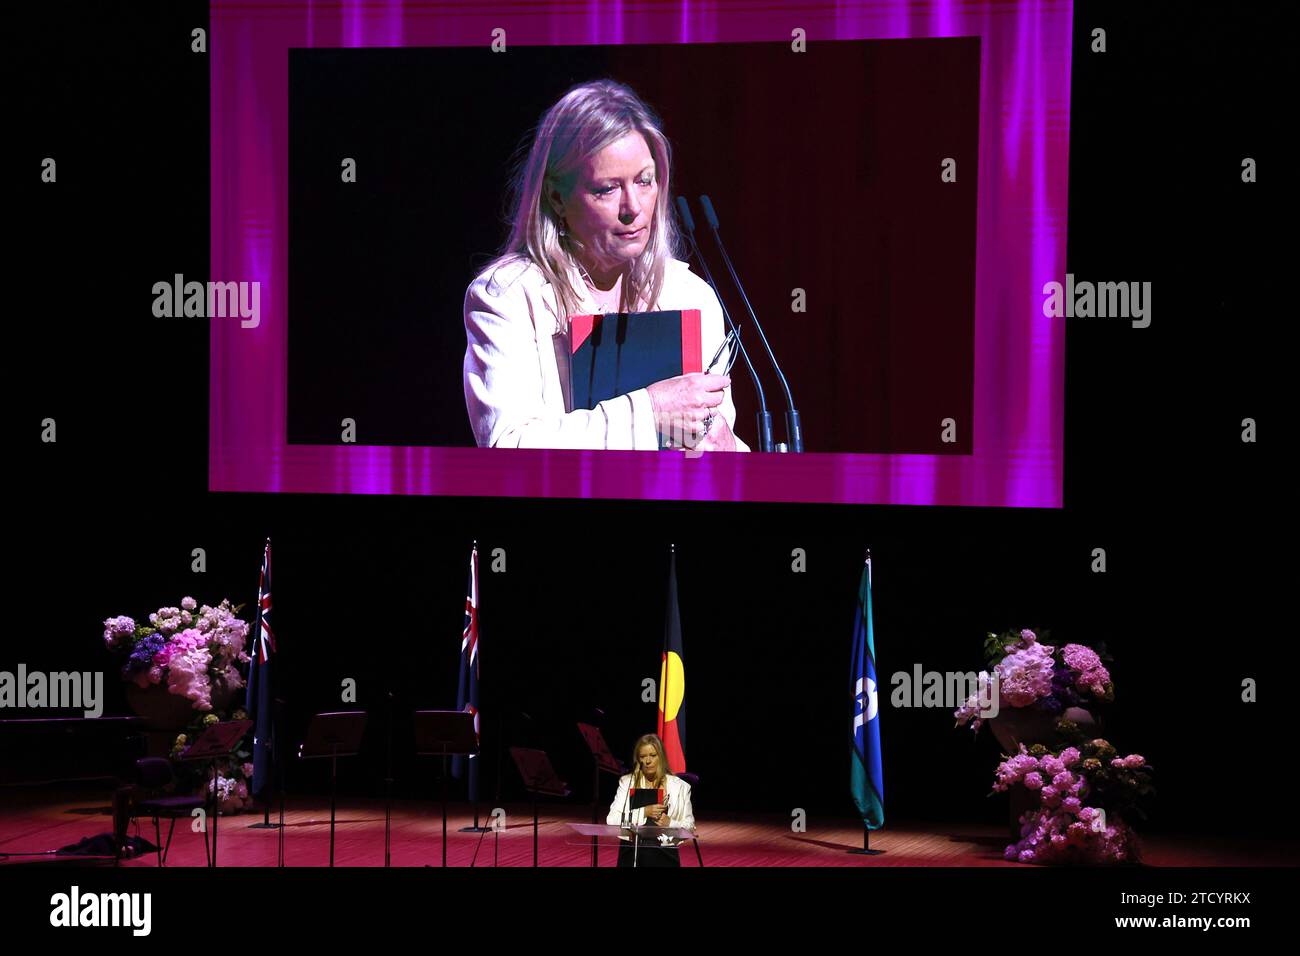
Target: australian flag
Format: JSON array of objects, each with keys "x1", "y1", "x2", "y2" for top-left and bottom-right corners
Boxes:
[
  {"x1": 850, "y1": 553, "x2": 884, "y2": 830},
  {"x1": 245, "y1": 537, "x2": 276, "y2": 801},
  {"x1": 451, "y1": 543, "x2": 481, "y2": 801}
]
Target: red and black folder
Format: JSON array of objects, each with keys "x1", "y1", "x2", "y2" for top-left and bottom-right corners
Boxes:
[
  {"x1": 569, "y1": 309, "x2": 703, "y2": 411},
  {"x1": 629, "y1": 787, "x2": 665, "y2": 810}
]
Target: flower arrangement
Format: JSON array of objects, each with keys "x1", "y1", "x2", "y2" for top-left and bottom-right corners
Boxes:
[
  {"x1": 104, "y1": 597, "x2": 250, "y2": 711},
  {"x1": 953, "y1": 628, "x2": 1154, "y2": 864},
  {"x1": 953, "y1": 628, "x2": 1114, "y2": 733},
  {"x1": 993, "y1": 724, "x2": 1154, "y2": 864},
  {"x1": 169, "y1": 710, "x2": 255, "y2": 814},
  {"x1": 104, "y1": 597, "x2": 257, "y2": 814}
]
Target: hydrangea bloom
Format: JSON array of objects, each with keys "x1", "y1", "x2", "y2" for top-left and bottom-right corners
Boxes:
[
  {"x1": 1062, "y1": 643, "x2": 1110, "y2": 696},
  {"x1": 102, "y1": 616, "x2": 136, "y2": 649},
  {"x1": 992, "y1": 747, "x2": 1044, "y2": 792},
  {"x1": 149, "y1": 606, "x2": 186, "y2": 634},
  {"x1": 123, "y1": 633, "x2": 168, "y2": 686},
  {"x1": 165, "y1": 632, "x2": 213, "y2": 711},
  {"x1": 995, "y1": 640, "x2": 1057, "y2": 707},
  {"x1": 204, "y1": 773, "x2": 252, "y2": 813}
]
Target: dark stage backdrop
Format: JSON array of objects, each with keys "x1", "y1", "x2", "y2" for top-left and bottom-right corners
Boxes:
[
  {"x1": 287, "y1": 39, "x2": 979, "y2": 453},
  {"x1": 9, "y1": 491, "x2": 1278, "y2": 835},
  {"x1": 11, "y1": 1, "x2": 1286, "y2": 844}
]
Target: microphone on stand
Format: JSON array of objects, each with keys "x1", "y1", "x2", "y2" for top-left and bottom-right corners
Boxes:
[
  {"x1": 676, "y1": 195, "x2": 774, "y2": 452},
  {"x1": 620, "y1": 773, "x2": 637, "y2": 835},
  {"x1": 698, "y1": 194, "x2": 804, "y2": 452}
]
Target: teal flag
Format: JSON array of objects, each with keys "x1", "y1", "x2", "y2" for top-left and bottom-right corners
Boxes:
[{"x1": 850, "y1": 556, "x2": 884, "y2": 829}]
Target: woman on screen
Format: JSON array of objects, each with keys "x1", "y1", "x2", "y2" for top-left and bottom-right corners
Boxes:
[
  {"x1": 463, "y1": 79, "x2": 748, "y2": 452},
  {"x1": 606, "y1": 733, "x2": 695, "y2": 867}
]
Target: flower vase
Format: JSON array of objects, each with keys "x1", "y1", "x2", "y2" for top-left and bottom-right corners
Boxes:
[
  {"x1": 124, "y1": 683, "x2": 194, "y2": 731},
  {"x1": 988, "y1": 705, "x2": 1098, "y2": 755}
]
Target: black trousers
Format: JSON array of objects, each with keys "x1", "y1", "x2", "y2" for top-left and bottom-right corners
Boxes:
[{"x1": 616, "y1": 839, "x2": 681, "y2": 867}]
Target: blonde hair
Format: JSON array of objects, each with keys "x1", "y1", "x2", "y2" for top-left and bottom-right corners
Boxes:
[
  {"x1": 629, "y1": 733, "x2": 673, "y2": 789},
  {"x1": 483, "y1": 79, "x2": 682, "y2": 329}
]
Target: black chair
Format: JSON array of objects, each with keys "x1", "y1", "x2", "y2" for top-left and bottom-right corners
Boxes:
[{"x1": 133, "y1": 757, "x2": 210, "y2": 867}]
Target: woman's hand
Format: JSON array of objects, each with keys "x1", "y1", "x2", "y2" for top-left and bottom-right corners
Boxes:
[
  {"x1": 646, "y1": 373, "x2": 730, "y2": 448},
  {"x1": 645, "y1": 803, "x2": 667, "y2": 823},
  {"x1": 694, "y1": 415, "x2": 737, "y2": 452}
]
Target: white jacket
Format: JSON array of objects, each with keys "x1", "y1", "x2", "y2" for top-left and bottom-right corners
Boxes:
[
  {"x1": 463, "y1": 256, "x2": 748, "y2": 451},
  {"x1": 606, "y1": 773, "x2": 696, "y2": 836}
]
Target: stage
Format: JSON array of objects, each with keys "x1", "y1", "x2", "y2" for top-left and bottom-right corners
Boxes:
[{"x1": 1, "y1": 789, "x2": 1289, "y2": 868}]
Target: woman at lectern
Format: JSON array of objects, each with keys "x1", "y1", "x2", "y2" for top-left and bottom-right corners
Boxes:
[
  {"x1": 463, "y1": 79, "x2": 748, "y2": 452},
  {"x1": 606, "y1": 733, "x2": 695, "y2": 868}
]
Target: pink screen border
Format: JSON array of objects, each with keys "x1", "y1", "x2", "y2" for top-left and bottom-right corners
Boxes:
[{"x1": 209, "y1": 0, "x2": 1071, "y2": 507}]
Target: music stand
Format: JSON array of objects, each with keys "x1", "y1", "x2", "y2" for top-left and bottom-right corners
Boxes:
[
  {"x1": 509, "y1": 746, "x2": 571, "y2": 867},
  {"x1": 297, "y1": 711, "x2": 367, "y2": 867},
  {"x1": 177, "y1": 719, "x2": 253, "y2": 868},
  {"x1": 414, "y1": 710, "x2": 478, "y2": 867},
  {"x1": 577, "y1": 722, "x2": 626, "y2": 867}
]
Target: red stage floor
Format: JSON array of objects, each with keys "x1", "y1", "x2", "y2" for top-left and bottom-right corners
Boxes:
[{"x1": 1, "y1": 790, "x2": 1291, "y2": 867}]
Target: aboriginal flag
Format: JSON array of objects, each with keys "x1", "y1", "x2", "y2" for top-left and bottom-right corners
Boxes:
[{"x1": 657, "y1": 548, "x2": 687, "y2": 773}]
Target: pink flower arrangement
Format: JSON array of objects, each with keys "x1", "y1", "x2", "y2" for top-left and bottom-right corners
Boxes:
[
  {"x1": 104, "y1": 597, "x2": 250, "y2": 712},
  {"x1": 954, "y1": 628, "x2": 1115, "y2": 731},
  {"x1": 991, "y1": 738, "x2": 1153, "y2": 865},
  {"x1": 169, "y1": 707, "x2": 256, "y2": 816}
]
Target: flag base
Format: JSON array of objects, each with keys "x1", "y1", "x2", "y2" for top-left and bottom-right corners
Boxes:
[{"x1": 847, "y1": 826, "x2": 884, "y2": 855}]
